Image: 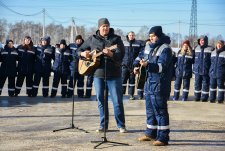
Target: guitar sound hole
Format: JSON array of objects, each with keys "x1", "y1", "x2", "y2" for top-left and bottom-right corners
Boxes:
[{"x1": 86, "y1": 62, "x2": 91, "y2": 66}]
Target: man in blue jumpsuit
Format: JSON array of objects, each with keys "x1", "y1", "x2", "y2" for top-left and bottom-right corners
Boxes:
[
  {"x1": 51, "y1": 39, "x2": 72, "y2": 98},
  {"x1": 32, "y1": 36, "x2": 55, "y2": 97},
  {"x1": 122, "y1": 31, "x2": 144, "y2": 100},
  {"x1": 0, "y1": 40, "x2": 18, "y2": 97},
  {"x1": 134, "y1": 26, "x2": 173, "y2": 146},
  {"x1": 193, "y1": 35, "x2": 214, "y2": 102},
  {"x1": 209, "y1": 40, "x2": 225, "y2": 103},
  {"x1": 15, "y1": 36, "x2": 36, "y2": 97}
]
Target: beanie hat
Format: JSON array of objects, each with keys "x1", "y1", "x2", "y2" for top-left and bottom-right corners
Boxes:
[
  {"x1": 42, "y1": 36, "x2": 51, "y2": 43},
  {"x1": 25, "y1": 36, "x2": 31, "y2": 40},
  {"x1": 60, "y1": 39, "x2": 67, "y2": 46},
  {"x1": 98, "y1": 18, "x2": 110, "y2": 28},
  {"x1": 6, "y1": 39, "x2": 13, "y2": 45},
  {"x1": 198, "y1": 35, "x2": 208, "y2": 46},
  {"x1": 217, "y1": 40, "x2": 224, "y2": 46},
  {"x1": 75, "y1": 35, "x2": 83, "y2": 40},
  {"x1": 182, "y1": 40, "x2": 191, "y2": 47},
  {"x1": 149, "y1": 26, "x2": 163, "y2": 37}
]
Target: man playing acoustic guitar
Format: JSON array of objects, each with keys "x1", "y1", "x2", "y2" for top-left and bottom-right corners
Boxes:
[{"x1": 77, "y1": 18, "x2": 127, "y2": 133}]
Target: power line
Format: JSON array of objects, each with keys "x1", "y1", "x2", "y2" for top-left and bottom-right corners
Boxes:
[
  {"x1": 0, "y1": 0, "x2": 43, "y2": 16},
  {"x1": 1, "y1": 0, "x2": 224, "y2": 28},
  {"x1": 45, "y1": 11, "x2": 70, "y2": 24},
  {"x1": 0, "y1": 0, "x2": 70, "y2": 24}
]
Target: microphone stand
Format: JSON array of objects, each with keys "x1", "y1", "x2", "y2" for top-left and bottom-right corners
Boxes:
[
  {"x1": 91, "y1": 56, "x2": 129, "y2": 149},
  {"x1": 53, "y1": 61, "x2": 88, "y2": 133}
]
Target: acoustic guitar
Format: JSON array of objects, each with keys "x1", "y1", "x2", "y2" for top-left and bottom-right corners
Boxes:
[
  {"x1": 136, "y1": 44, "x2": 161, "y2": 89},
  {"x1": 136, "y1": 65, "x2": 147, "y2": 89},
  {"x1": 78, "y1": 45, "x2": 117, "y2": 75}
]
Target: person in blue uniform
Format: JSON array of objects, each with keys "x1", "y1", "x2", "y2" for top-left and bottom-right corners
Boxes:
[
  {"x1": 193, "y1": 35, "x2": 214, "y2": 102},
  {"x1": 173, "y1": 40, "x2": 194, "y2": 101},
  {"x1": 122, "y1": 31, "x2": 144, "y2": 100},
  {"x1": 32, "y1": 36, "x2": 55, "y2": 97},
  {"x1": 50, "y1": 39, "x2": 72, "y2": 98},
  {"x1": 15, "y1": 36, "x2": 36, "y2": 97},
  {"x1": 134, "y1": 26, "x2": 173, "y2": 146},
  {"x1": 67, "y1": 35, "x2": 85, "y2": 98},
  {"x1": 0, "y1": 40, "x2": 18, "y2": 97},
  {"x1": 209, "y1": 40, "x2": 225, "y2": 104}
]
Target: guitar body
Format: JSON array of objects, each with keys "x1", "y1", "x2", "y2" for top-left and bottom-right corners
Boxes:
[
  {"x1": 78, "y1": 58, "x2": 100, "y2": 75},
  {"x1": 78, "y1": 45, "x2": 117, "y2": 75},
  {"x1": 136, "y1": 65, "x2": 147, "y2": 89}
]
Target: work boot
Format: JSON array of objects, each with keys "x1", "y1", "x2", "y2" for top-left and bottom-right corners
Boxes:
[
  {"x1": 195, "y1": 98, "x2": 200, "y2": 102},
  {"x1": 138, "y1": 96, "x2": 143, "y2": 100},
  {"x1": 129, "y1": 95, "x2": 135, "y2": 100},
  {"x1": 138, "y1": 135, "x2": 155, "y2": 141},
  {"x1": 218, "y1": 100, "x2": 224, "y2": 104},
  {"x1": 153, "y1": 140, "x2": 168, "y2": 146},
  {"x1": 210, "y1": 100, "x2": 216, "y2": 103}
]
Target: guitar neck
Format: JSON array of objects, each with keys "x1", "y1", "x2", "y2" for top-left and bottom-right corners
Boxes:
[{"x1": 92, "y1": 44, "x2": 117, "y2": 59}]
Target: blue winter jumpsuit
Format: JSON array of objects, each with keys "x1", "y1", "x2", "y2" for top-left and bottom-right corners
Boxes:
[
  {"x1": 122, "y1": 37, "x2": 144, "y2": 99},
  {"x1": 193, "y1": 36, "x2": 214, "y2": 101},
  {"x1": 67, "y1": 43, "x2": 85, "y2": 98},
  {"x1": 32, "y1": 45, "x2": 55, "y2": 97},
  {"x1": 173, "y1": 50, "x2": 194, "y2": 101},
  {"x1": 15, "y1": 45, "x2": 36, "y2": 96},
  {"x1": 0, "y1": 45, "x2": 18, "y2": 96},
  {"x1": 134, "y1": 36, "x2": 173, "y2": 144},
  {"x1": 209, "y1": 46, "x2": 225, "y2": 103},
  {"x1": 51, "y1": 48, "x2": 72, "y2": 97}
]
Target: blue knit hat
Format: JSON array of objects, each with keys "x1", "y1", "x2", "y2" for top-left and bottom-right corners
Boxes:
[
  {"x1": 42, "y1": 36, "x2": 51, "y2": 43},
  {"x1": 149, "y1": 26, "x2": 163, "y2": 38},
  {"x1": 6, "y1": 39, "x2": 13, "y2": 45}
]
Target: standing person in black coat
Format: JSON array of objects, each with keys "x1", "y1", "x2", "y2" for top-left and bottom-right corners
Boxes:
[
  {"x1": 15, "y1": 36, "x2": 36, "y2": 97},
  {"x1": 0, "y1": 40, "x2": 18, "y2": 96},
  {"x1": 77, "y1": 18, "x2": 127, "y2": 133}
]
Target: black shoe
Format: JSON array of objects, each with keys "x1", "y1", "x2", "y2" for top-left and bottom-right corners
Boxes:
[
  {"x1": 67, "y1": 95, "x2": 72, "y2": 98},
  {"x1": 14, "y1": 94, "x2": 18, "y2": 97},
  {"x1": 129, "y1": 95, "x2": 135, "y2": 100},
  {"x1": 202, "y1": 99, "x2": 208, "y2": 102},
  {"x1": 61, "y1": 95, "x2": 66, "y2": 98},
  {"x1": 210, "y1": 100, "x2": 216, "y2": 103},
  {"x1": 195, "y1": 98, "x2": 200, "y2": 102},
  {"x1": 78, "y1": 95, "x2": 84, "y2": 98},
  {"x1": 28, "y1": 94, "x2": 33, "y2": 97},
  {"x1": 43, "y1": 95, "x2": 48, "y2": 98},
  {"x1": 50, "y1": 95, "x2": 55, "y2": 98},
  {"x1": 85, "y1": 95, "x2": 91, "y2": 98},
  {"x1": 218, "y1": 100, "x2": 224, "y2": 104},
  {"x1": 138, "y1": 96, "x2": 143, "y2": 100}
]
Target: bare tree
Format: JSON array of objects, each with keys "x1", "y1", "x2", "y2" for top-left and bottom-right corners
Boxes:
[
  {"x1": 0, "y1": 19, "x2": 7, "y2": 43},
  {"x1": 136, "y1": 26, "x2": 149, "y2": 40}
]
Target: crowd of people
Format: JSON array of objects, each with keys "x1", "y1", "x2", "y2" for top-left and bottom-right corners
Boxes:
[
  {"x1": 0, "y1": 17, "x2": 224, "y2": 146},
  {"x1": 0, "y1": 35, "x2": 93, "y2": 98}
]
